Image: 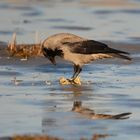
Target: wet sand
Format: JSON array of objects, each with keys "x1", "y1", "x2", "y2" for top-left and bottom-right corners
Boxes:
[{"x1": 0, "y1": 0, "x2": 140, "y2": 140}]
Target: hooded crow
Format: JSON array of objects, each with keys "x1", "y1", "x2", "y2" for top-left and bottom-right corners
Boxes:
[{"x1": 42, "y1": 33, "x2": 131, "y2": 81}]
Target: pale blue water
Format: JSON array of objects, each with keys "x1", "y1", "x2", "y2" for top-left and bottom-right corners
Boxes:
[
  {"x1": 0, "y1": 59, "x2": 140, "y2": 140},
  {"x1": 0, "y1": 0, "x2": 140, "y2": 43}
]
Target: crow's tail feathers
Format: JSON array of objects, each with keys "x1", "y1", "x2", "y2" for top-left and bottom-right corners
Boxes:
[{"x1": 108, "y1": 47, "x2": 131, "y2": 61}]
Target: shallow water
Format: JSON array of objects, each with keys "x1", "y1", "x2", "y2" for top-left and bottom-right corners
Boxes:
[
  {"x1": 0, "y1": 0, "x2": 140, "y2": 43},
  {"x1": 0, "y1": 0, "x2": 140, "y2": 140},
  {"x1": 0, "y1": 60, "x2": 140, "y2": 140}
]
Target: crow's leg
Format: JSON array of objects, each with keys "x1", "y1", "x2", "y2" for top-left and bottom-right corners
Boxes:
[
  {"x1": 71, "y1": 64, "x2": 78, "y2": 79},
  {"x1": 73, "y1": 65, "x2": 82, "y2": 80},
  {"x1": 71, "y1": 65, "x2": 82, "y2": 80},
  {"x1": 67, "y1": 65, "x2": 82, "y2": 83},
  {"x1": 67, "y1": 65, "x2": 77, "y2": 83}
]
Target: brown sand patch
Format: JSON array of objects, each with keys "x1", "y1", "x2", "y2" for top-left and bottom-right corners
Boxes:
[
  {"x1": 80, "y1": 0, "x2": 140, "y2": 8},
  {"x1": 1, "y1": 134, "x2": 110, "y2": 140},
  {"x1": 7, "y1": 33, "x2": 43, "y2": 59},
  {"x1": 12, "y1": 135, "x2": 61, "y2": 140}
]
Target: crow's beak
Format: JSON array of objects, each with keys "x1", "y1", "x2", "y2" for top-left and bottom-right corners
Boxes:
[{"x1": 49, "y1": 56, "x2": 56, "y2": 65}]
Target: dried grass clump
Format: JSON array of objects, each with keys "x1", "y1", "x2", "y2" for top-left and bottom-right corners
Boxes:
[{"x1": 7, "y1": 33, "x2": 43, "y2": 59}]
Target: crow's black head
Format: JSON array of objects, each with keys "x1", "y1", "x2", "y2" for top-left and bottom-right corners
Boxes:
[{"x1": 42, "y1": 48, "x2": 63, "y2": 65}]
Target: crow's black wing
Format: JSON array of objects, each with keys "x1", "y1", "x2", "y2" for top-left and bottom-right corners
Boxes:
[{"x1": 62, "y1": 40, "x2": 129, "y2": 55}]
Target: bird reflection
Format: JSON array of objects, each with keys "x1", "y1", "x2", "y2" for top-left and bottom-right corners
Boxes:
[{"x1": 72, "y1": 101, "x2": 132, "y2": 120}]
